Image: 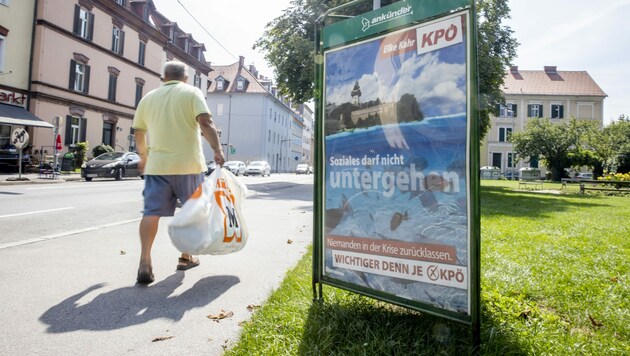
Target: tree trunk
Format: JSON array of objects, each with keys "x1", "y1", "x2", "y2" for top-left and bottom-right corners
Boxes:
[{"x1": 550, "y1": 166, "x2": 563, "y2": 182}]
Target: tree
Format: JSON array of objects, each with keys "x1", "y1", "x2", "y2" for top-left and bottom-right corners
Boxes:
[
  {"x1": 510, "y1": 118, "x2": 598, "y2": 181},
  {"x1": 586, "y1": 115, "x2": 630, "y2": 174},
  {"x1": 397, "y1": 94, "x2": 423, "y2": 123},
  {"x1": 255, "y1": 0, "x2": 518, "y2": 141}
]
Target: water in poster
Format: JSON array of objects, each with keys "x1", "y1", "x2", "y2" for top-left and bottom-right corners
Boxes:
[{"x1": 323, "y1": 14, "x2": 469, "y2": 313}]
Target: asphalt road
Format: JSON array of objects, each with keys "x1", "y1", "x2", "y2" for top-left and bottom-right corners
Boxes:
[{"x1": 0, "y1": 173, "x2": 314, "y2": 355}]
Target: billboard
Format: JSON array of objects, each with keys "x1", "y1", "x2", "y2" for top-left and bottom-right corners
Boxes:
[{"x1": 314, "y1": 0, "x2": 479, "y2": 325}]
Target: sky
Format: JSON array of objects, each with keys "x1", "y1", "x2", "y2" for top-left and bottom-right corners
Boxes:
[
  {"x1": 151, "y1": 0, "x2": 291, "y2": 80},
  {"x1": 507, "y1": 0, "x2": 630, "y2": 125},
  {"x1": 151, "y1": 0, "x2": 630, "y2": 124},
  {"x1": 325, "y1": 27, "x2": 466, "y2": 118}
]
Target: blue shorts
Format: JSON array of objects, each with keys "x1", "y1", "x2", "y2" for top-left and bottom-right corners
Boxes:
[{"x1": 143, "y1": 173, "x2": 205, "y2": 217}]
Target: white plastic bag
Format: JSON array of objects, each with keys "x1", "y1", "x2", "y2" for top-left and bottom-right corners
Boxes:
[{"x1": 168, "y1": 168, "x2": 248, "y2": 255}]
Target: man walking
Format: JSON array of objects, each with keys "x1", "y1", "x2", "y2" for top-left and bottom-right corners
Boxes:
[{"x1": 133, "y1": 61, "x2": 225, "y2": 284}]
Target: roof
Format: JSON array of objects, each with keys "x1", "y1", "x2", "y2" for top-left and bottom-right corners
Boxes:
[
  {"x1": 502, "y1": 67, "x2": 607, "y2": 97},
  {"x1": 208, "y1": 61, "x2": 269, "y2": 94}
]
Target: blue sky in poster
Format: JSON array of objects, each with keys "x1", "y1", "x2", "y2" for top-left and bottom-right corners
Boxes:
[{"x1": 325, "y1": 28, "x2": 467, "y2": 118}]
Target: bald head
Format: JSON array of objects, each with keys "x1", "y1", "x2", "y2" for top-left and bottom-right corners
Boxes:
[{"x1": 163, "y1": 61, "x2": 188, "y2": 81}]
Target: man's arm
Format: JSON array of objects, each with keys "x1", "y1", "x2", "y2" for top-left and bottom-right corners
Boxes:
[
  {"x1": 197, "y1": 113, "x2": 225, "y2": 166},
  {"x1": 134, "y1": 129, "x2": 148, "y2": 172}
]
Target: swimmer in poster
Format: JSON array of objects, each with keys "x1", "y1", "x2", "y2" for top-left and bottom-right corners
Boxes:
[{"x1": 323, "y1": 13, "x2": 471, "y2": 314}]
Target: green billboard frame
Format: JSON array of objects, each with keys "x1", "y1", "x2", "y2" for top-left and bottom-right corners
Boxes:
[{"x1": 313, "y1": 0, "x2": 480, "y2": 338}]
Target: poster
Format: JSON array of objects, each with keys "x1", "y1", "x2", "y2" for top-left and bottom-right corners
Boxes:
[{"x1": 322, "y1": 12, "x2": 471, "y2": 315}]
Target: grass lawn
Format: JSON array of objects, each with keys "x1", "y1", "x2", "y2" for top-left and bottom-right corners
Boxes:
[{"x1": 226, "y1": 180, "x2": 629, "y2": 355}]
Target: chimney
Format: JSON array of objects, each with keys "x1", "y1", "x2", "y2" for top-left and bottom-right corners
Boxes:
[
  {"x1": 239, "y1": 56, "x2": 245, "y2": 68},
  {"x1": 544, "y1": 66, "x2": 557, "y2": 74},
  {"x1": 510, "y1": 65, "x2": 519, "y2": 73}
]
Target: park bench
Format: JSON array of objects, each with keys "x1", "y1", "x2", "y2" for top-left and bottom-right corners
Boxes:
[
  {"x1": 518, "y1": 178, "x2": 544, "y2": 190},
  {"x1": 579, "y1": 179, "x2": 630, "y2": 195}
]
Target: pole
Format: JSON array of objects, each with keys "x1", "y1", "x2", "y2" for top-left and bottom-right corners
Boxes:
[{"x1": 18, "y1": 148, "x2": 23, "y2": 179}]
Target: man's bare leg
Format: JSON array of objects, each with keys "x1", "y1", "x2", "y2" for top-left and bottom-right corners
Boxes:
[{"x1": 137, "y1": 216, "x2": 160, "y2": 283}]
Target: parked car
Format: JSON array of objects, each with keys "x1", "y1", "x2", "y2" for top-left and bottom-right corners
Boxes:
[
  {"x1": 296, "y1": 164, "x2": 312, "y2": 175},
  {"x1": 81, "y1": 152, "x2": 143, "y2": 181},
  {"x1": 205, "y1": 160, "x2": 217, "y2": 176},
  {"x1": 244, "y1": 161, "x2": 271, "y2": 176},
  {"x1": 223, "y1": 160, "x2": 246, "y2": 176},
  {"x1": 575, "y1": 172, "x2": 593, "y2": 180}
]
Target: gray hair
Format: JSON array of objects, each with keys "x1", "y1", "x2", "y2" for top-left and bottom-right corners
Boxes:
[{"x1": 163, "y1": 61, "x2": 187, "y2": 80}]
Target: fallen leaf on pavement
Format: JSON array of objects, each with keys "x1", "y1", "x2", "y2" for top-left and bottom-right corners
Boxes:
[
  {"x1": 207, "y1": 309, "x2": 233, "y2": 322},
  {"x1": 120, "y1": 250, "x2": 126, "y2": 255},
  {"x1": 287, "y1": 239, "x2": 293, "y2": 244},
  {"x1": 152, "y1": 336, "x2": 173, "y2": 342}
]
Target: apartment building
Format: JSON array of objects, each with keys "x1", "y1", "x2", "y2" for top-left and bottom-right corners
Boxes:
[
  {"x1": 206, "y1": 56, "x2": 302, "y2": 172},
  {"x1": 23, "y1": 0, "x2": 210, "y2": 160},
  {"x1": 481, "y1": 66, "x2": 607, "y2": 176},
  {"x1": 0, "y1": 0, "x2": 54, "y2": 170}
]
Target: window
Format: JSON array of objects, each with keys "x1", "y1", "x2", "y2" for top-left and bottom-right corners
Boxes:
[
  {"x1": 529, "y1": 156, "x2": 539, "y2": 168},
  {"x1": 499, "y1": 127, "x2": 512, "y2": 142},
  {"x1": 216, "y1": 79, "x2": 224, "y2": 90},
  {"x1": 69, "y1": 59, "x2": 90, "y2": 94},
  {"x1": 507, "y1": 153, "x2": 514, "y2": 168},
  {"x1": 135, "y1": 78, "x2": 145, "y2": 107},
  {"x1": 107, "y1": 69, "x2": 118, "y2": 102},
  {"x1": 114, "y1": 0, "x2": 125, "y2": 5},
  {"x1": 64, "y1": 115, "x2": 87, "y2": 146},
  {"x1": 193, "y1": 73, "x2": 201, "y2": 89},
  {"x1": 102, "y1": 122, "x2": 113, "y2": 146},
  {"x1": 499, "y1": 103, "x2": 516, "y2": 118},
  {"x1": 73, "y1": 5, "x2": 94, "y2": 40},
  {"x1": 527, "y1": 104, "x2": 543, "y2": 118},
  {"x1": 237, "y1": 79, "x2": 244, "y2": 90},
  {"x1": 138, "y1": 41, "x2": 146, "y2": 66},
  {"x1": 111, "y1": 26, "x2": 125, "y2": 55},
  {"x1": 551, "y1": 104, "x2": 564, "y2": 119}
]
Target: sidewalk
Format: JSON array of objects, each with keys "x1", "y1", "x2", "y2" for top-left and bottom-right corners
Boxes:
[
  {"x1": 0, "y1": 172, "x2": 83, "y2": 185},
  {"x1": 0, "y1": 175, "x2": 313, "y2": 354}
]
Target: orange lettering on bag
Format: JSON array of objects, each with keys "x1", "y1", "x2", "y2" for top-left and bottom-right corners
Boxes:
[
  {"x1": 190, "y1": 184, "x2": 203, "y2": 199},
  {"x1": 214, "y1": 178, "x2": 242, "y2": 243}
]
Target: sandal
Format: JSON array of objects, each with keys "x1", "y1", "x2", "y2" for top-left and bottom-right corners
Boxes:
[
  {"x1": 137, "y1": 266, "x2": 154, "y2": 284},
  {"x1": 177, "y1": 256, "x2": 200, "y2": 271}
]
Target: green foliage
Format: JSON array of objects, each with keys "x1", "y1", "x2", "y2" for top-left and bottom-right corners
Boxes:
[
  {"x1": 92, "y1": 144, "x2": 114, "y2": 158},
  {"x1": 397, "y1": 93, "x2": 424, "y2": 122},
  {"x1": 510, "y1": 117, "x2": 600, "y2": 181},
  {"x1": 255, "y1": 0, "x2": 518, "y2": 142},
  {"x1": 227, "y1": 181, "x2": 630, "y2": 355},
  {"x1": 587, "y1": 115, "x2": 630, "y2": 174},
  {"x1": 476, "y1": 0, "x2": 519, "y2": 140},
  {"x1": 73, "y1": 141, "x2": 89, "y2": 167}
]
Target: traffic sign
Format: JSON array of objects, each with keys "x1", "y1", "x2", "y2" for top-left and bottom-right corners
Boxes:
[{"x1": 11, "y1": 128, "x2": 29, "y2": 149}]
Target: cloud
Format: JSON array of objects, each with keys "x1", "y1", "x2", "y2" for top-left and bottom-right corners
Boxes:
[{"x1": 326, "y1": 51, "x2": 466, "y2": 116}]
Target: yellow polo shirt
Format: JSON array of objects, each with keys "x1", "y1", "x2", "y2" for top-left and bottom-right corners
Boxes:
[{"x1": 132, "y1": 80, "x2": 209, "y2": 175}]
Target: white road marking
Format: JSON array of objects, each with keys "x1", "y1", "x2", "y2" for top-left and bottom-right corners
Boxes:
[
  {"x1": 0, "y1": 217, "x2": 141, "y2": 250},
  {"x1": 0, "y1": 207, "x2": 75, "y2": 219},
  {"x1": 25, "y1": 182, "x2": 142, "y2": 190}
]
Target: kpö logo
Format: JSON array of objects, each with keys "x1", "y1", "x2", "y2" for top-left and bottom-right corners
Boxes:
[{"x1": 213, "y1": 178, "x2": 242, "y2": 243}]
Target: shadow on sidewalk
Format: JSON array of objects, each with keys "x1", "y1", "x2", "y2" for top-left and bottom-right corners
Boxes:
[{"x1": 39, "y1": 272, "x2": 239, "y2": 333}]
